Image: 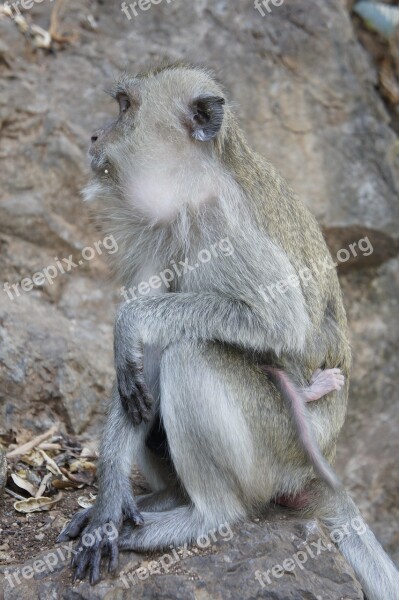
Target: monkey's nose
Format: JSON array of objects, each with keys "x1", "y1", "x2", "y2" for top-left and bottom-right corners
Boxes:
[{"x1": 91, "y1": 128, "x2": 103, "y2": 144}]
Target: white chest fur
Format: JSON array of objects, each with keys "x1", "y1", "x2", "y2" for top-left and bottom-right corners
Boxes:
[{"x1": 124, "y1": 149, "x2": 219, "y2": 224}]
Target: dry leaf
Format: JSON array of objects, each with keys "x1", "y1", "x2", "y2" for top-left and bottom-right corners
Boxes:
[
  {"x1": 69, "y1": 459, "x2": 96, "y2": 473},
  {"x1": 35, "y1": 472, "x2": 52, "y2": 498},
  {"x1": 38, "y1": 449, "x2": 62, "y2": 475},
  {"x1": 19, "y1": 450, "x2": 44, "y2": 468},
  {"x1": 14, "y1": 493, "x2": 63, "y2": 513},
  {"x1": 77, "y1": 494, "x2": 96, "y2": 509},
  {"x1": 52, "y1": 479, "x2": 82, "y2": 490},
  {"x1": 80, "y1": 447, "x2": 98, "y2": 459},
  {"x1": 10, "y1": 473, "x2": 37, "y2": 497}
]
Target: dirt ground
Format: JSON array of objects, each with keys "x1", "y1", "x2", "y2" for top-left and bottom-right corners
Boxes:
[{"x1": 0, "y1": 454, "x2": 149, "y2": 567}]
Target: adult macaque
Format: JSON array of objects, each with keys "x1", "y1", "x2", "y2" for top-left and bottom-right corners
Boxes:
[{"x1": 58, "y1": 64, "x2": 399, "y2": 599}]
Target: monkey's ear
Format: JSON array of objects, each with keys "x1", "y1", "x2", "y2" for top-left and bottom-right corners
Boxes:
[{"x1": 188, "y1": 95, "x2": 225, "y2": 141}]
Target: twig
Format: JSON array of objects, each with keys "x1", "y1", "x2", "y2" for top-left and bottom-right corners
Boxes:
[
  {"x1": 5, "y1": 488, "x2": 25, "y2": 501},
  {"x1": 38, "y1": 449, "x2": 62, "y2": 475},
  {"x1": 6, "y1": 424, "x2": 59, "y2": 459},
  {"x1": 35, "y1": 472, "x2": 52, "y2": 498},
  {"x1": 49, "y1": 0, "x2": 78, "y2": 44},
  {"x1": 37, "y1": 443, "x2": 62, "y2": 451}
]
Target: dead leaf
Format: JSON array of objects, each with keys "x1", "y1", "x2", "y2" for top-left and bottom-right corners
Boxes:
[
  {"x1": 35, "y1": 472, "x2": 52, "y2": 498},
  {"x1": 69, "y1": 459, "x2": 96, "y2": 473},
  {"x1": 14, "y1": 493, "x2": 63, "y2": 513},
  {"x1": 38, "y1": 449, "x2": 62, "y2": 475},
  {"x1": 10, "y1": 473, "x2": 37, "y2": 497},
  {"x1": 52, "y1": 478, "x2": 82, "y2": 490},
  {"x1": 77, "y1": 493, "x2": 96, "y2": 509},
  {"x1": 19, "y1": 450, "x2": 44, "y2": 468},
  {"x1": 80, "y1": 447, "x2": 98, "y2": 459}
]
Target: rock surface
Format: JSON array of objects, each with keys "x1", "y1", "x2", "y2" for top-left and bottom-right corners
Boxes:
[
  {"x1": 0, "y1": 512, "x2": 363, "y2": 600},
  {"x1": 0, "y1": 0, "x2": 398, "y2": 596}
]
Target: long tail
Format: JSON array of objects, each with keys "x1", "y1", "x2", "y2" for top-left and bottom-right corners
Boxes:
[
  {"x1": 264, "y1": 367, "x2": 341, "y2": 490},
  {"x1": 317, "y1": 487, "x2": 399, "y2": 600}
]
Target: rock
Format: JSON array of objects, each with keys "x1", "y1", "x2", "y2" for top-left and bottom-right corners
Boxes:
[
  {"x1": 0, "y1": 512, "x2": 363, "y2": 599},
  {"x1": 338, "y1": 257, "x2": 399, "y2": 565},
  {"x1": 0, "y1": 453, "x2": 6, "y2": 500},
  {"x1": 0, "y1": 294, "x2": 114, "y2": 435}
]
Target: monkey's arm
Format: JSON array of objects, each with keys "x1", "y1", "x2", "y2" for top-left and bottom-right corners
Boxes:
[{"x1": 115, "y1": 291, "x2": 310, "y2": 424}]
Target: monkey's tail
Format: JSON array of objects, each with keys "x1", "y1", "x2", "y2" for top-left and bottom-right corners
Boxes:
[
  {"x1": 317, "y1": 487, "x2": 399, "y2": 600},
  {"x1": 264, "y1": 367, "x2": 342, "y2": 491}
]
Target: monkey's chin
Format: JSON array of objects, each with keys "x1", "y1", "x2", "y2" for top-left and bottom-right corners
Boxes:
[{"x1": 81, "y1": 180, "x2": 106, "y2": 203}]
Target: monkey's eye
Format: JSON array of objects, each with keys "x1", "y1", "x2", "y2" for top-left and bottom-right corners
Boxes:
[{"x1": 117, "y1": 93, "x2": 131, "y2": 114}]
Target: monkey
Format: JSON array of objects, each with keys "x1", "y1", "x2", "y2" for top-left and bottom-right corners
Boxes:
[{"x1": 58, "y1": 63, "x2": 399, "y2": 598}]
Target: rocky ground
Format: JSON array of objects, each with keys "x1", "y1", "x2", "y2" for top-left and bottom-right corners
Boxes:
[{"x1": 0, "y1": 0, "x2": 398, "y2": 597}]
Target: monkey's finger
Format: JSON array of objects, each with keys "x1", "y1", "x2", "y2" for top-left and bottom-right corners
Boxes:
[
  {"x1": 125, "y1": 399, "x2": 143, "y2": 425},
  {"x1": 57, "y1": 508, "x2": 92, "y2": 542},
  {"x1": 119, "y1": 386, "x2": 144, "y2": 424},
  {"x1": 124, "y1": 502, "x2": 144, "y2": 526},
  {"x1": 132, "y1": 386, "x2": 154, "y2": 422},
  {"x1": 135, "y1": 379, "x2": 154, "y2": 409},
  {"x1": 134, "y1": 396, "x2": 153, "y2": 423},
  {"x1": 89, "y1": 547, "x2": 103, "y2": 585},
  {"x1": 310, "y1": 368, "x2": 322, "y2": 384},
  {"x1": 108, "y1": 542, "x2": 119, "y2": 575},
  {"x1": 72, "y1": 549, "x2": 91, "y2": 582}
]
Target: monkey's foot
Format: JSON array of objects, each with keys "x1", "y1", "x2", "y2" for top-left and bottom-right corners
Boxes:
[
  {"x1": 304, "y1": 368, "x2": 345, "y2": 403},
  {"x1": 58, "y1": 499, "x2": 144, "y2": 584}
]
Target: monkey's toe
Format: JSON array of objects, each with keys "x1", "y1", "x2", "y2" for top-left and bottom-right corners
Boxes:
[
  {"x1": 57, "y1": 507, "x2": 93, "y2": 542},
  {"x1": 123, "y1": 501, "x2": 144, "y2": 526},
  {"x1": 71, "y1": 527, "x2": 120, "y2": 585}
]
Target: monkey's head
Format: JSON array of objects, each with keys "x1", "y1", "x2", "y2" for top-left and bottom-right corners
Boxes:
[{"x1": 83, "y1": 64, "x2": 228, "y2": 223}]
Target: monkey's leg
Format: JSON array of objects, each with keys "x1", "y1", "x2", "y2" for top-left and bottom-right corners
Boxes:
[
  {"x1": 119, "y1": 340, "x2": 253, "y2": 552},
  {"x1": 136, "y1": 488, "x2": 187, "y2": 512},
  {"x1": 58, "y1": 383, "x2": 147, "y2": 583},
  {"x1": 304, "y1": 368, "x2": 345, "y2": 403}
]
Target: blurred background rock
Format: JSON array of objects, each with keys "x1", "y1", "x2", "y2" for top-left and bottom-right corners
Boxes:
[{"x1": 0, "y1": 0, "x2": 398, "y2": 568}]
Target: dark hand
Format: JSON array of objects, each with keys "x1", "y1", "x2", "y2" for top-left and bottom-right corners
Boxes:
[{"x1": 114, "y1": 304, "x2": 154, "y2": 425}]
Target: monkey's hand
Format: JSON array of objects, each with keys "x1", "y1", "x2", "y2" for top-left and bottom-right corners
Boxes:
[
  {"x1": 114, "y1": 305, "x2": 154, "y2": 425},
  {"x1": 57, "y1": 498, "x2": 144, "y2": 584}
]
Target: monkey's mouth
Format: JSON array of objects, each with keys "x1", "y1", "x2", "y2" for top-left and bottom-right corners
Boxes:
[{"x1": 89, "y1": 154, "x2": 111, "y2": 176}]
